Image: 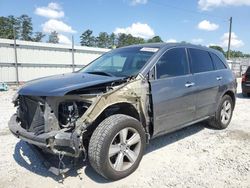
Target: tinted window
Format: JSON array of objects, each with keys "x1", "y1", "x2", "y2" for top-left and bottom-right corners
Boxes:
[
  {"x1": 156, "y1": 48, "x2": 188, "y2": 79},
  {"x1": 189, "y1": 48, "x2": 214, "y2": 73},
  {"x1": 210, "y1": 53, "x2": 226, "y2": 70}
]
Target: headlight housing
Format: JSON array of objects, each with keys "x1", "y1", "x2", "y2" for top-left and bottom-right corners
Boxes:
[{"x1": 58, "y1": 101, "x2": 90, "y2": 128}]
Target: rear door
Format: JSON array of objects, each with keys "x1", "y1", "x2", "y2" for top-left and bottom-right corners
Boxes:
[
  {"x1": 188, "y1": 48, "x2": 219, "y2": 120},
  {"x1": 150, "y1": 47, "x2": 195, "y2": 136}
]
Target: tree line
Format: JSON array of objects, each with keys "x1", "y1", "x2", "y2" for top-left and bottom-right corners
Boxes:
[
  {"x1": 0, "y1": 15, "x2": 163, "y2": 46},
  {"x1": 0, "y1": 15, "x2": 59, "y2": 43},
  {"x1": 0, "y1": 15, "x2": 249, "y2": 57},
  {"x1": 209, "y1": 45, "x2": 250, "y2": 58},
  {"x1": 80, "y1": 29, "x2": 163, "y2": 48}
]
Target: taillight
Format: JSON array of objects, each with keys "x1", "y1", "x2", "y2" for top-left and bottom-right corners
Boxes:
[{"x1": 242, "y1": 74, "x2": 246, "y2": 82}]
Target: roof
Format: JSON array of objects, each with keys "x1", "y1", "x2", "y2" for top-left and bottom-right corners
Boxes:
[
  {"x1": 120, "y1": 42, "x2": 225, "y2": 59},
  {"x1": 121, "y1": 42, "x2": 211, "y2": 50}
]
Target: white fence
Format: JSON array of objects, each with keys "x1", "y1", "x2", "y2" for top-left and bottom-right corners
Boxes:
[
  {"x1": 228, "y1": 58, "x2": 250, "y2": 77},
  {"x1": 0, "y1": 38, "x2": 109, "y2": 83}
]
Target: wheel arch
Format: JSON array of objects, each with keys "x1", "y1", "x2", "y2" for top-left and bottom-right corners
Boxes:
[
  {"x1": 85, "y1": 102, "x2": 144, "y2": 138},
  {"x1": 222, "y1": 90, "x2": 236, "y2": 109}
]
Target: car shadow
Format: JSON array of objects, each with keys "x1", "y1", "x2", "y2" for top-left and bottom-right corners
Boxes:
[
  {"x1": 13, "y1": 140, "x2": 86, "y2": 182},
  {"x1": 236, "y1": 92, "x2": 250, "y2": 99},
  {"x1": 13, "y1": 123, "x2": 205, "y2": 183}
]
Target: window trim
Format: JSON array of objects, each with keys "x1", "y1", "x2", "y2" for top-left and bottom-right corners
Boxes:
[{"x1": 150, "y1": 47, "x2": 191, "y2": 80}]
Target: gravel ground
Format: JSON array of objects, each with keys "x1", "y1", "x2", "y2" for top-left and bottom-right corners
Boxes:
[{"x1": 0, "y1": 80, "x2": 249, "y2": 188}]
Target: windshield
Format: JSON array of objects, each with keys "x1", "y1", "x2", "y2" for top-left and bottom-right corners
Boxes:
[{"x1": 80, "y1": 47, "x2": 158, "y2": 77}]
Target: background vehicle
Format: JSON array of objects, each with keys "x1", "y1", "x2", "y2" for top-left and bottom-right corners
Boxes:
[
  {"x1": 9, "y1": 43, "x2": 237, "y2": 180},
  {"x1": 242, "y1": 66, "x2": 250, "y2": 97}
]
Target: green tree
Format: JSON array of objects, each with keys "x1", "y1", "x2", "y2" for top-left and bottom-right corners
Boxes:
[
  {"x1": 109, "y1": 32, "x2": 116, "y2": 48},
  {"x1": 80, "y1": 29, "x2": 96, "y2": 47},
  {"x1": 0, "y1": 15, "x2": 20, "y2": 39},
  {"x1": 96, "y1": 32, "x2": 110, "y2": 48},
  {"x1": 147, "y1": 36, "x2": 163, "y2": 43},
  {"x1": 209, "y1": 45, "x2": 225, "y2": 56},
  {"x1": 116, "y1": 33, "x2": 145, "y2": 47},
  {"x1": 243, "y1": 53, "x2": 250, "y2": 58},
  {"x1": 32, "y1": 32, "x2": 45, "y2": 42},
  {"x1": 227, "y1": 50, "x2": 244, "y2": 58},
  {"x1": 18, "y1": 14, "x2": 33, "y2": 41},
  {"x1": 47, "y1": 31, "x2": 59, "y2": 43}
]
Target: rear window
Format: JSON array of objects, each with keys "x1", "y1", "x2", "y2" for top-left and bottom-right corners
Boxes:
[
  {"x1": 210, "y1": 53, "x2": 227, "y2": 70},
  {"x1": 189, "y1": 48, "x2": 214, "y2": 73}
]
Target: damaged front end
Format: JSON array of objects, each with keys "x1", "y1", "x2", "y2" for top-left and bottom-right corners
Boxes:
[
  {"x1": 9, "y1": 75, "x2": 151, "y2": 159},
  {"x1": 9, "y1": 94, "x2": 91, "y2": 157}
]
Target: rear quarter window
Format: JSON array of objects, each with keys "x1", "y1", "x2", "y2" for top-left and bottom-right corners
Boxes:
[
  {"x1": 210, "y1": 52, "x2": 227, "y2": 70},
  {"x1": 189, "y1": 48, "x2": 214, "y2": 73}
]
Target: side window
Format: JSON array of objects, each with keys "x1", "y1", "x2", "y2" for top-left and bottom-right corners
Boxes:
[
  {"x1": 156, "y1": 48, "x2": 188, "y2": 79},
  {"x1": 189, "y1": 48, "x2": 214, "y2": 73},
  {"x1": 210, "y1": 53, "x2": 227, "y2": 70}
]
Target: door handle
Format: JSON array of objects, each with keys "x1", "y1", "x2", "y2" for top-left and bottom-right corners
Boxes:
[
  {"x1": 185, "y1": 82, "x2": 195, "y2": 88},
  {"x1": 216, "y1": 76, "x2": 223, "y2": 81}
]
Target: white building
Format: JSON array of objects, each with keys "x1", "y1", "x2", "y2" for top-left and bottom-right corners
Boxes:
[{"x1": 0, "y1": 38, "x2": 109, "y2": 83}]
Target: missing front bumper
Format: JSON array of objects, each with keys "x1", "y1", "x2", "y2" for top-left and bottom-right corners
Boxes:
[{"x1": 9, "y1": 114, "x2": 84, "y2": 157}]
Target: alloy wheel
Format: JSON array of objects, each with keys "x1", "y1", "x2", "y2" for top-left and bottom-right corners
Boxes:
[
  {"x1": 220, "y1": 100, "x2": 232, "y2": 125},
  {"x1": 108, "y1": 127, "x2": 141, "y2": 171}
]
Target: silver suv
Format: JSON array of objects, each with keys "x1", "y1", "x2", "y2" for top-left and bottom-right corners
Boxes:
[{"x1": 9, "y1": 43, "x2": 237, "y2": 180}]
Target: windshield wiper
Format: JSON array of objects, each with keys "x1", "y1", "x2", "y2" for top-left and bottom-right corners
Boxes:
[{"x1": 86, "y1": 71, "x2": 114, "y2": 77}]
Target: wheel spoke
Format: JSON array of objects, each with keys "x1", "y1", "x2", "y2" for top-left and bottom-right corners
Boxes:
[
  {"x1": 225, "y1": 102, "x2": 231, "y2": 111},
  {"x1": 225, "y1": 112, "x2": 230, "y2": 120},
  {"x1": 114, "y1": 152, "x2": 124, "y2": 171},
  {"x1": 221, "y1": 109, "x2": 225, "y2": 115},
  {"x1": 109, "y1": 144, "x2": 120, "y2": 157},
  {"x1": 221, "y1": 114, "x2": 225, "y2": 122},
  {"x1": 119, "y1": 128, "x2": 128, "y2": 144},
  {"x1": 125, "y1": 149, "x2": 137, "y2": 163},
  {"x1": 127, "y1": 133, "x2": 140, "y2": 146}
]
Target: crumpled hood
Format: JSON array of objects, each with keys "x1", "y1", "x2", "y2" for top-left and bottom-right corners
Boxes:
[{"x1": 18, "y1": 72, "x2": 124, "y2": 96}]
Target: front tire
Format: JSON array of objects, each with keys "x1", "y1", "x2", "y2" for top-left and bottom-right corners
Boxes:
[
  {"x1": 208, "y1": 95, "x2": 234, "y2": 129},
  {"x1": 88, "y1": 114, "x2": 146, "y2": 180}
]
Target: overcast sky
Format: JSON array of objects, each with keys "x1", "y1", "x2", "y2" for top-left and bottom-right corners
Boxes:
[{"x1": 0, "y1": 0, "x2": 249, "y2": 53}]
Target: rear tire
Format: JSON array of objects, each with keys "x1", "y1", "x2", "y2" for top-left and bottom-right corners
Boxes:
[
  {"x1": 208, "y1": 95, "x2": 234, "y2": 129},
  {"x1": 88, "y1": 114, "x2": 146, "y2": 180}
]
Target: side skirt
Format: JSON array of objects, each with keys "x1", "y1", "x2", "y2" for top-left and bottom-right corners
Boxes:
[{"x1": 151, "y1": 116, "x2": 210, "y2": 139}]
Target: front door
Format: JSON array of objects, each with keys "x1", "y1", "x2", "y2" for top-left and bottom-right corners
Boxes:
[{"x1": 150, "y1": 48, "x2": 195, "y2": 136}]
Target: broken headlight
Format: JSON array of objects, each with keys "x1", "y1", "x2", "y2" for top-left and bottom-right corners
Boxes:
[{"x1": 58, "y1": 101, "x2": 90, "y2": 128}]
